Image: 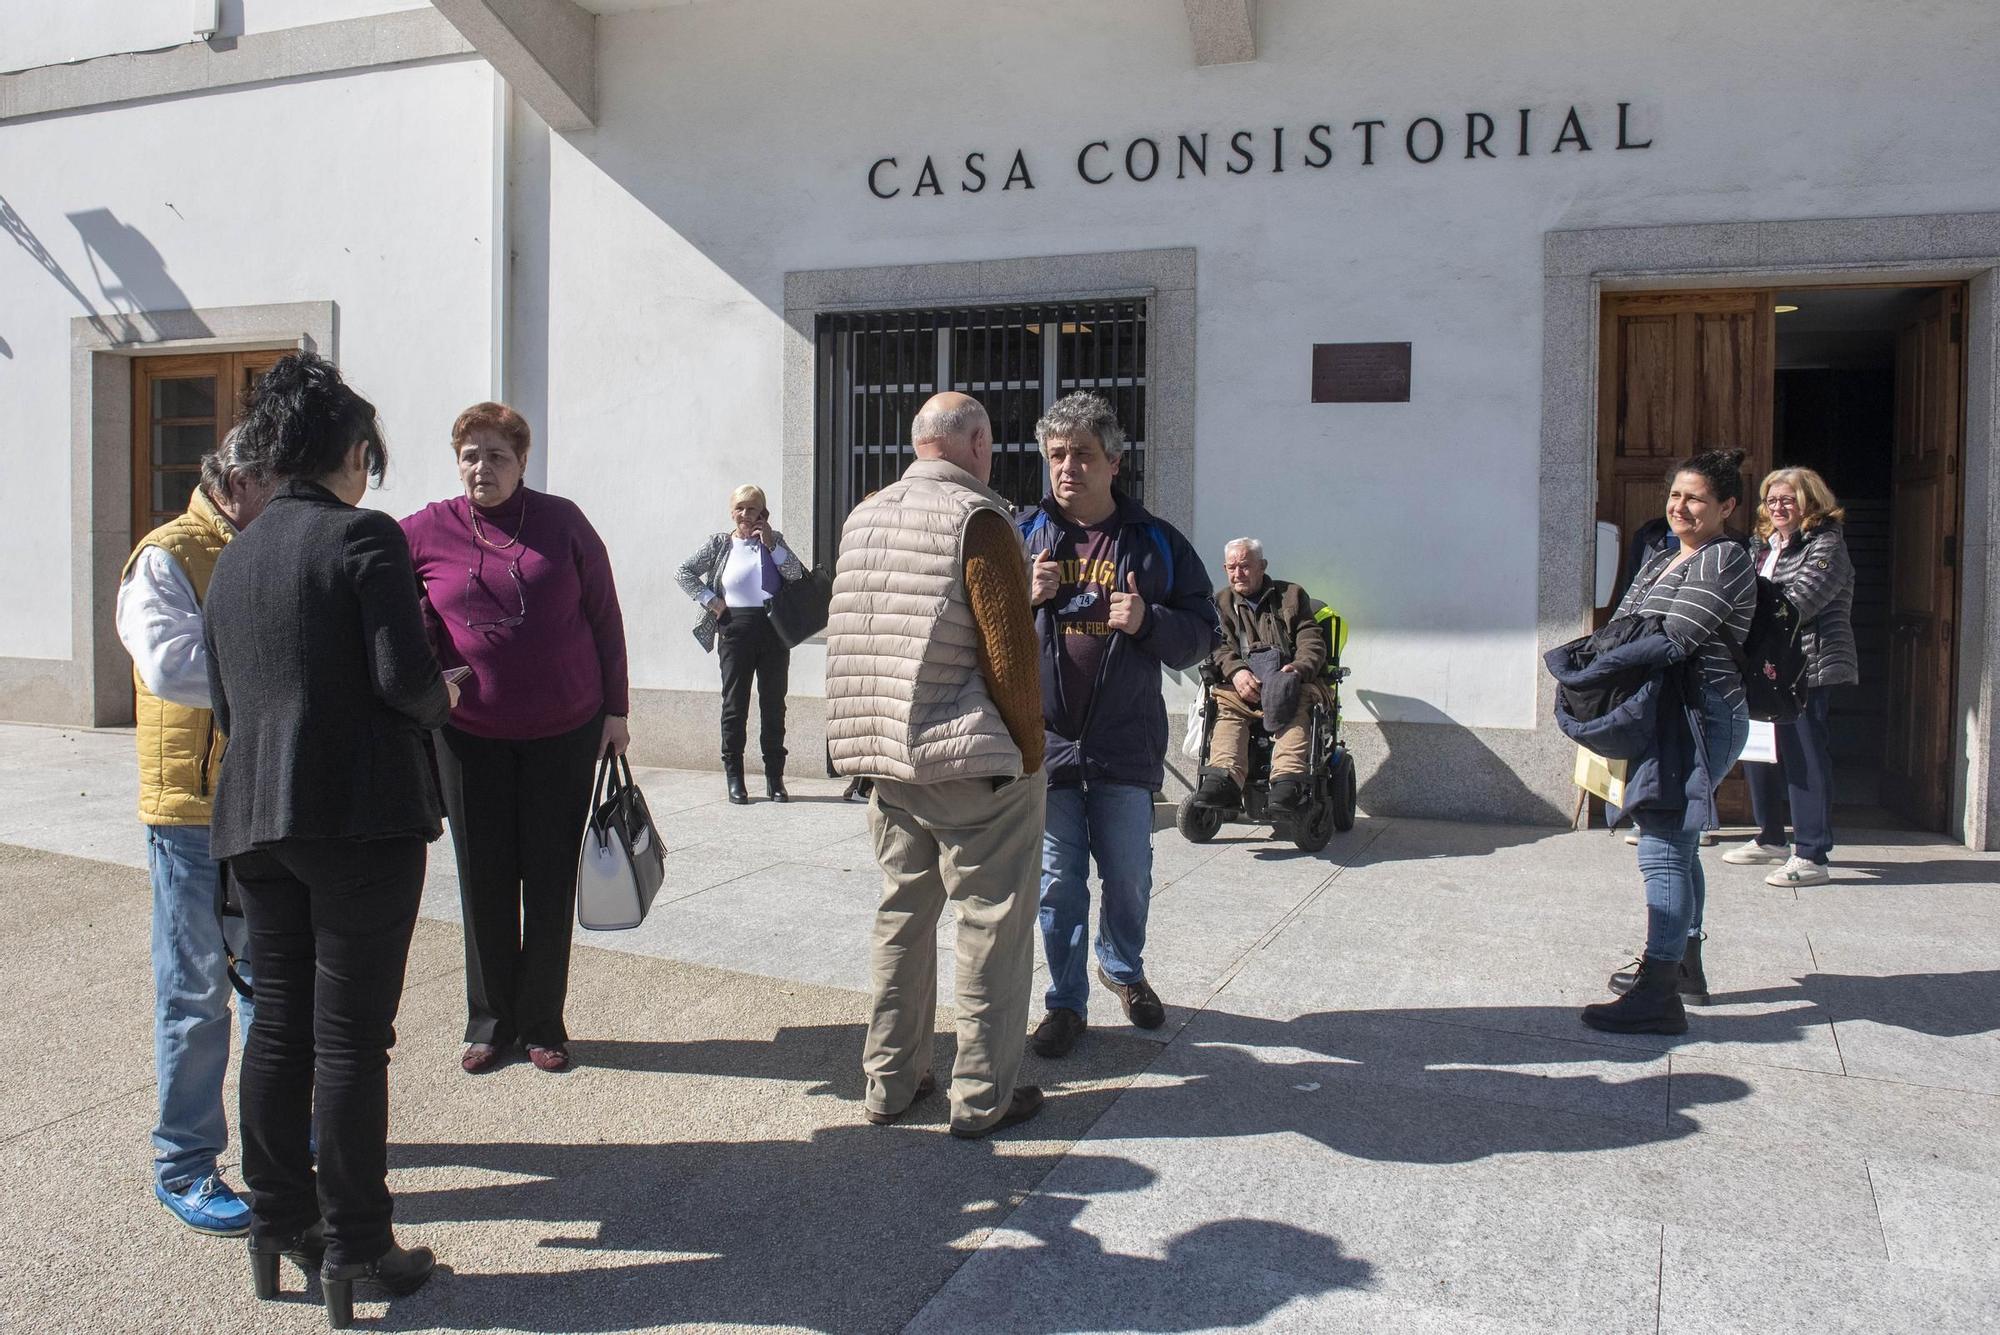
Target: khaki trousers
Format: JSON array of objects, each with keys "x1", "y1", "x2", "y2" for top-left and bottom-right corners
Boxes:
[
  {"x1": 1207, "y1": 682, "x2": 1325, "y2": 786},
  {"x1": 865, "y1": 772, "x2": 1045, "y2": 1133}
]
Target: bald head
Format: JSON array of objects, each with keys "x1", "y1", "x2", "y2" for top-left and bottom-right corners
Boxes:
[{"x1": 911, "y1": 392, "x2": 994, "y2": 483}]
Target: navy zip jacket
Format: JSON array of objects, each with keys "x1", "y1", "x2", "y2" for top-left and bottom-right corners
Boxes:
[
  {"x1": 1546, "y1": 620, "x2": 1723, "y2": 833},
  {"x1": 1018, "y1": 491, "x2": 1220, "y2": 791}
]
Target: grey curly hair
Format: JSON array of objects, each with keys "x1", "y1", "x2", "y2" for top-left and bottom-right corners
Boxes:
[
  {"x1": 198, "y1": 425, "x2": 271, "y2": 499},
  {"x1": 1034, "y1": 390, "x2": 1126, "y2": 461}
]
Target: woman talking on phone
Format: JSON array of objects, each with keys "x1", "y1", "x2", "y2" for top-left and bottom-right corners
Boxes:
[
  {"x1": 677, "y1": 484, "x2": 806, "y2": 804},
  {"x1": 403, "y1": 402, "x2": 630, "y2": 1076}
]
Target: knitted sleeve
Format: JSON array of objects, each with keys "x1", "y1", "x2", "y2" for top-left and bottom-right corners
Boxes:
[{"x1": 963, "y1": 510, "x2": 1046, "y2": 775}]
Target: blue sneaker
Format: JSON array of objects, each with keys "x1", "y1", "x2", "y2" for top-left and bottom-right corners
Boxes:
[{"x1": 155, "y1": 1173, "x2": 251, "y2": 1236}]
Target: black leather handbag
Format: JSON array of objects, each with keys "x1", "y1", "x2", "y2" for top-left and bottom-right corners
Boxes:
[{"x1": 768, "y1": 567, "x2": 833, "y2": 648}]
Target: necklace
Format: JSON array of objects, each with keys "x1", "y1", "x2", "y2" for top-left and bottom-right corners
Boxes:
[{"x1": 469, "y1": 492, "x2": 527, "y2": 551}]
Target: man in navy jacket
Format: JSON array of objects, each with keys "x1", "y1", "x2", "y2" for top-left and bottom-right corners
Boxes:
[{"x1": 1017, "y1": 392, "x2": 1219, "y2": 1057}]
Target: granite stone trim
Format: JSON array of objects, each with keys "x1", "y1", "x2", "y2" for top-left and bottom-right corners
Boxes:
[
  {"x1": 781, "y1": 248, "x2": 1198, "y2": 567},
  {"x1": 1183, "y1": 0, "x2": 1257, "y2": 66},
  {"x1": 17, "y1": 303, "x2": 340, "y2": 730},
  {"x1": 0, "y1": 9, "x2": 475, "y2": 123},
  {"x1": 624, "y1": 685, "x2": 1569, "y2": 826},
  {"x1": 431, "y1": 0, "x2": 594, "y2": 132},
  {"x1": 1543, "y1": 214, "x2": 2000, "y2": 850}
]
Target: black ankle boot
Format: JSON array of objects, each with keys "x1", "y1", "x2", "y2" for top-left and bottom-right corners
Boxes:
[
  {"x1": 724, "y1": 758, "x2": 750, "y2": 805},
  {"x1": 1582, "y1": 954, "x2": 1689, "y2": 1035},
  {"x1": 765, "y1": 762, "x2": 788, "y2": 803},
  {"x1": 249, "y1": 1220, "x2": 326, "y2": 1299},
  {"x1": 323, "y1": 1242, "x2": 436, "y2": 1329},
  {"x1": 1194, "y1": 769, "x2": 1241, "y2": 810},
  {"x1": 1608, "y1": 933, "x2": 1709, "y2": 1004}
]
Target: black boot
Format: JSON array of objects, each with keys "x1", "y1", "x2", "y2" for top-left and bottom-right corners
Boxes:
[
  {"x1": 1581, "y1": 954, "x2": 1688, "y2": 1035},
  {"x1": 323, "y1": 1241, "x2": 436, "y2": 1329},
  {"x1": 724, "y1": 757, "x2": 750, "y2": 805},
  {"x1": 1194, "y1": 769, "x2": 1241, "y2": 810},
  {"x1": 765, "y1": 759, "x2": 789, "y2": 803},
  {"x1": 249, "y1": 1220, "x2": 326, "y2": 1299},
  {"x1": 1607, "y1": 933, "x2": 1709, "y2": 1004}
]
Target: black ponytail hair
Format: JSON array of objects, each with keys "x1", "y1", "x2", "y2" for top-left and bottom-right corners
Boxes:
[
  {"x1": 1667, "y1": 448, "x2": 1746, "y2": 506},
  {"x1": 236, "y1": 351, "x2": 387, "y2": 485}
]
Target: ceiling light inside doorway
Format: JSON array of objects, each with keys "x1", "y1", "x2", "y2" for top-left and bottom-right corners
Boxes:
[{"x1": 1774, "y1": 304, "x2": 1800, "y2": 313}]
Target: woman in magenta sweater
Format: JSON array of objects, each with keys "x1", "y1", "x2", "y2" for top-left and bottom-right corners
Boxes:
[{"x1": 403, "y1": 402, "x2": 630, "y2": 1076}]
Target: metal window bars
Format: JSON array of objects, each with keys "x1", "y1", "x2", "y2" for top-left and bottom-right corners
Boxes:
[{"x1": 813, "y1": 299, "x2": 1148, "y2": 567}]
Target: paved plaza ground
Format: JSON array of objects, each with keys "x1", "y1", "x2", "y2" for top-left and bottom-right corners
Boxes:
[{"x1": 0, "y1": 720, "x2": 1995, "y2": 1334}]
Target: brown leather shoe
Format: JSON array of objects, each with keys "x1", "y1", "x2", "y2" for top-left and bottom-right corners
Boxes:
[
  {"x1": 527, "y1": 1045, "x2": 572, "y2": 1073},
  {"x1": 1096, "y1": 965, "x2": 1166, "y2": 1030},
  {"x1": 864, "y1": 1070, "x2": 937, "y2": 1126},
  {"x1": 951, "y1": 1085, "x2": 1044, "y2": 1140},
  {"x1": 460, "y1": 1043, "x2": 504, "y2": 1074}
]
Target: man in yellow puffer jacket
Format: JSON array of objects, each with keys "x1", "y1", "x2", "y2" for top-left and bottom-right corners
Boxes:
[{"x1": 115, "y1": 432, "x2": 275, "y2": 1236}]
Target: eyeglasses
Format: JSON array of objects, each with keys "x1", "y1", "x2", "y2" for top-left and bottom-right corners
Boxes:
[
  {"x1": 464, "y1": 560, "x2": 526, "y2": 630},
  {"x1": 1765, "y1": 495, "x2": 1801, "y2": 510}
]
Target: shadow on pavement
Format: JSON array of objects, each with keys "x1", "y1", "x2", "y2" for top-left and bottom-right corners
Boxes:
[{"x1": 385, "y1": 1126, "x2": 1369, "y2": 1332}]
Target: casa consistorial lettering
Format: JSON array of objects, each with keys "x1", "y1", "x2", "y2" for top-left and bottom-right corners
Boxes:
[{"x1": 867, "y1": 100, "x2": 1653, "y2": 199}]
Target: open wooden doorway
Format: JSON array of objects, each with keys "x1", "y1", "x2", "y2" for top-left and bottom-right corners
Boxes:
[
  {"x1": 1596, "y1": 283, "x2": 1967, "y2": 833},
  {"x1": 1596, "y1": 290, "x2": 1774, "y2": 822}
]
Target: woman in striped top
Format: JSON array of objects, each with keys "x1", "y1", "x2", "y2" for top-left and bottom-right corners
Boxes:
[{"x1": 1584, "y1": 449, "x2": 1756, "y2": 1037}]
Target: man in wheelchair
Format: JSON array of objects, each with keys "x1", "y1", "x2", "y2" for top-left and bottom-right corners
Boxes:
[{"x1": 1195, "y1": 538, "x2": 1329, "y2": 814}]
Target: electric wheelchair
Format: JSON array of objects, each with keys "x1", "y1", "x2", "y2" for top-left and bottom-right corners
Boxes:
[{"x1": 1175, "y1": 604, "x2": 1357, "y2": 853}]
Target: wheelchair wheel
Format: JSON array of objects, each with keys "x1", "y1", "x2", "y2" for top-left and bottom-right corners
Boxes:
[
  {"x1": 1176, "y1": 793, "x2": 1224, "y2": 843},
  {"x1": 1331, "y1": 749, "x2": 1358, "y2": 833},
  {"x1": 1292, "y1": 796, "x2": 1334, "y2": 853}
]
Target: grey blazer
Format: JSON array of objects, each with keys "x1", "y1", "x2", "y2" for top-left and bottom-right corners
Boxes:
[{"x1": 676, "y1": 528, "x2": 806, "y2": 652}]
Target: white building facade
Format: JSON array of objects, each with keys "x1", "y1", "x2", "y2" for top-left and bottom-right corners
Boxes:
[{"x1": 4, "y1": 0, "x2": 1998, "y2": 845}]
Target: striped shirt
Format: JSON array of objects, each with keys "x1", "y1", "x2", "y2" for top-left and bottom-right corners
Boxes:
[{"x1": 1615, "y1": 536, "x2": 1758, "y2": 711}]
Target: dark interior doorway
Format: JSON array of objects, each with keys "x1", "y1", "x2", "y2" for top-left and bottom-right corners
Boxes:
[{"x1": 1772, "y1": 285, "x2": 1962, "y2": 829}]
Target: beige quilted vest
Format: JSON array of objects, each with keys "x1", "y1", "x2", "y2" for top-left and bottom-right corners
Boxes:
[{"x1": 825, "y1": 458, "x2": 1024, "y2": 783}]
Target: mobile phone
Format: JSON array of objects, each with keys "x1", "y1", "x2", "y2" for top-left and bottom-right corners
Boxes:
[{"x1": 443, "y1": 666, "x2": 473, "y2": 685}]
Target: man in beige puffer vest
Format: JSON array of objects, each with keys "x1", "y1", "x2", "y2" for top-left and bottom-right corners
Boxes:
[{"x1": 827, "y1": 391, "x2": 1048, "y2": 1138}]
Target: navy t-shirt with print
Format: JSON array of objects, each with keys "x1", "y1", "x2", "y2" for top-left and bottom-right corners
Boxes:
[{"x1": 1050, "y1": 514, "x2": 1121, "y2": 738}]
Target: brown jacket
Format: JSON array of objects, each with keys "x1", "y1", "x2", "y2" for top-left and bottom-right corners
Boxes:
[{"x1": 1212, "y1": 578, "x2": 1326, "y2": 681}]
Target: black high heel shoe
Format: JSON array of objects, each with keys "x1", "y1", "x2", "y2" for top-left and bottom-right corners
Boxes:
[
  {"x1": 322, "y1": 1242, "x2": 436, "y2": 1329},
  {"x1": 249, "y1": 1220, "x2": 327, "y2": 1299}
]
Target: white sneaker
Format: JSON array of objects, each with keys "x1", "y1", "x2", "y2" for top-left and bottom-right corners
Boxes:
[
  {"x1": 1766, "y1": 856, "x2": 1831, "y2": 887},
  {"x1": 1722, "y1": 839, "x2": 1789, "y2": 865}
]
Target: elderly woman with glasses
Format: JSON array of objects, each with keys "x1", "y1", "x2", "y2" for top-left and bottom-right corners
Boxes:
[
  {"x1": 1720, "y1": 466, "x2": 1858, "y2": 888},
  {"x1": 402, "y1": 402, "x2": 630, "y2": 1076}
]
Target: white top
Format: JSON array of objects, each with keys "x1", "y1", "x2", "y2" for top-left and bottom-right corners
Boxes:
[
  {"x1": 1761, "y1": 532, "x2": 1784, "y2": 579},
  {"x1": 720, "y1": 535, "x2": 793, "y2": 608},
  {"x1": 115, "y1": 546, "x2": 211, "y2": 709}
]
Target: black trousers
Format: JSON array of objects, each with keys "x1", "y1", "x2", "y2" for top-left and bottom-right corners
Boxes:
[
  {"x1": 434, "y1": 714, "x2": 602, "y2": 1048},
  {"x1": 1746, "y1": 685, "x2": 1837, "y2": 864},
  {"x1": 230, "y1": 836, "x2": 425, "y2": 1268},
  {"x1": 716, "y1": 607, "x2": 789, "y2": 770}
]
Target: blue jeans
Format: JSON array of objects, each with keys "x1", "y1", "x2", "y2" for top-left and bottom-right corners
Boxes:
[
  {"x1": 1634, "y1": 688, "x2": 1750, "y2": 962},
  {"x1": 1040, "y1": 782, "x2": 1154, "y2": 1017},
  {"x1": 147, "y1": 823, "x2": 252, "y2": 1191}
]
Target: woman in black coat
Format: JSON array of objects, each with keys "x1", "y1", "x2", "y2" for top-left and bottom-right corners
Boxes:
[{"x1": 204, "y1": 353, "x2": 452, "y2": 1326}]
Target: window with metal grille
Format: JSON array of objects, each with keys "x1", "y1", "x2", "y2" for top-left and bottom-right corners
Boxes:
[{"x1": 812, "y1": 299, "x2": 1147, "y2": 566}]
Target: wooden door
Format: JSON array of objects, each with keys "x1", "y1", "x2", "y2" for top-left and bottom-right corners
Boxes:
[
  {"x1": 1598, "y1": 291, "x2": 1774, "y2": 824},
  {"x1": 1883, "y1": 289, "x2": 1964, "y2": 829},
  {"x1": 132, "y1": 349, "x2": 286, "y2": 540}
]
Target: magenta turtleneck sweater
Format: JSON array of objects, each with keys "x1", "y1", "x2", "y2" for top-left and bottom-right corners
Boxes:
[{"x1": 401, "y1": 485, "x2": 629, "y2": 740}]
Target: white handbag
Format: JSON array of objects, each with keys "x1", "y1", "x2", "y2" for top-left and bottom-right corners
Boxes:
[
  {"x1": 1181, "y1": 693, "x2": 1209, "y2": 759},
  {"x1": 575, "y1": 753, "x2": 666, "y2": 931}
]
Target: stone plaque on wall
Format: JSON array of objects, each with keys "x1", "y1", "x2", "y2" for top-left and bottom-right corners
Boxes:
[{"x1": 1312, "y1": 342, "x2": 1412, "y2": 403}]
